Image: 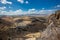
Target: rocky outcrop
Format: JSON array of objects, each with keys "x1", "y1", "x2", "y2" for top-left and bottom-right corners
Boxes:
[
  {"x1": 39, "y1": 10, "x2": 60, "y2": 40},
  {"x1": 0, "y1": 18, "x2": 14, "y2": 31},
  {"x1": 0, "y1": 10, "x2": 60, "y2": 40}
]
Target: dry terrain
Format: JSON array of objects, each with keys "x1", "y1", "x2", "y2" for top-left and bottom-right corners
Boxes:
[{"x1": 0, "y1": 10, "x2": 60, "y2": 40}]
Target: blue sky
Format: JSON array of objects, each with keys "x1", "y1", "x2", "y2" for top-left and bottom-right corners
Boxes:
[{"x1": 0, "y1": 0, "x2": 60, "y2": 15}]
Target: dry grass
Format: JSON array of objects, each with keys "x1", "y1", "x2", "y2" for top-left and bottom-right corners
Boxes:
[{"x1": 24, "y1": 32, "x2": 41, "y2": 38}]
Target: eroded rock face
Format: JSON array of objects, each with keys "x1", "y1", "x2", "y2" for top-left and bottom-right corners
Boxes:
[
  {"x1": 55, "y1": 10, "x2": 60, "y2": 19},
  {"x1": 49, "y1": 10, "x2": 60, "y2": 27},
  {"x1": 0, "y1": 16, "x2": 48, "y2": 40},
  {"x1": 0, "y1": 10, "x2": 60, "y2": 40},
  {"x1": 39, "y1": 10, "x2": 60, "y2": 40},
  {"x1": 12, "y1": 16, "x2": 48, "y2": 33},
  {"x1": 0, "y1": 18, "x2": 14, "y2": 31}
]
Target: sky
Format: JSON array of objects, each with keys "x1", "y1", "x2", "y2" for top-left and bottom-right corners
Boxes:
[{"x1": 0, "y1": 0, "x2": 60, "y2": 15}]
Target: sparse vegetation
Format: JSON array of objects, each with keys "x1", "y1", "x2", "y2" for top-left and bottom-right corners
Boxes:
[{"x1": 0, "y1": 10, "x2": 60, "y2": 40}]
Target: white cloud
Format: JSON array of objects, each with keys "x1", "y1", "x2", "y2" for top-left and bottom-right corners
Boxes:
[
  {"x1": 42, "y1": 8, "x2": 45, "y2": 10},
  {"x1": 17, "y1": 0, "x2": 24, "y2": 4},
  {"x1": 55, "y1": 5, "x2": 60, "y2": 8},
  {"x1": 0, "y1": 8, "x2": 55, "y2": 15},
  {"x1": 25, "y1": 1, "x2": 29, "y2": 4},
  {"x1": 28, "y1": 8, "x2": 36, "y2": 11},
  {"x1": 0, "y1": 0, "x2": 12, "y2": 4},
  {"x1": 56, "y1": 5, "x2": 60, "y2": 7},
  {"x1": 38, "y1": 10, "x2": 55, "y2": 14},
  {"x1": 9, "y1": 6, "x2": 11, "y2": 8},
  {"x1": 17, "y1": 0, "x2": 29, "y2": 4},
  {"x1": 0, "y1": 6, "x2": 6, "y2": 10},
  {"x1": 27, "y1": 8, "x2": 37, "y2": 14},
  {"x1": 0, "y1": 9, "x2": 24, "y2": 15}
]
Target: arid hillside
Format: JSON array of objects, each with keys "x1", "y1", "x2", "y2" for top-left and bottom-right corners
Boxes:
[{"x1": 0, "y1": 10, "x2": 60, "y2": 40}]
